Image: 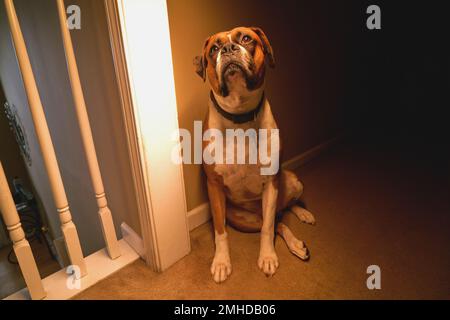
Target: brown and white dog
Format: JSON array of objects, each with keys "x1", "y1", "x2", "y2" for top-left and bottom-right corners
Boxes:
[{"x1": 194, "y1": 27, "x2": 315, "y2": 283}]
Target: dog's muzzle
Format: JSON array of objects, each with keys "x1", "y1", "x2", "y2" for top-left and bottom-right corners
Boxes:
[{"x1": 217, "y1": 44, "x2": 255, "y2": 96}]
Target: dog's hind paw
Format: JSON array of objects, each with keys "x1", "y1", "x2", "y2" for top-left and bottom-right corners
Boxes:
[
  {"x1": 277, "y1": 222, "x2": 310, "y2": 261},
  {"x1": 290, "y1": 205, "x2": 316, "y2": 225},
  {"x1": 288, "y1": 238, "x2": 310, "y2": 261}
]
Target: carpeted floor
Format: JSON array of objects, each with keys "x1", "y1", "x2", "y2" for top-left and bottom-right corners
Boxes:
[{"x1": 75, "y1": 138, "x2": 450, "y2": 299}]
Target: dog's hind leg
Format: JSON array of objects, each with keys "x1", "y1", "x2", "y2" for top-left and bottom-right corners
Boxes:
[
  {"x1": 276, "y1": 222, "x2": 309, "y2": 260},
  {"x1": 289, "y1": 205, "x2": 316, "y2": 225},
  {"x1": 226, "y1": 204, "x2": 262, "y2": 233}
]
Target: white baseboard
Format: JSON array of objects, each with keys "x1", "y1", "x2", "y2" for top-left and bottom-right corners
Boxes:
[
  {"x1": 187, "y1": 202, "x2": 210, "y2": 231},
  {"x1": 5, "y1": 239, "x2": 139, "y2": 300},
  {"x1": 187, "y1": 135, "x2": 344, "y2": 231},
  {"x1": 120, "y1": 223, "x2": 145, "y2": 259}
]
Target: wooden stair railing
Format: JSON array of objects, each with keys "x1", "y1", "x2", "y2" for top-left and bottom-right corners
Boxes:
[
  {"x1": 4, "y1": 0, "x2": 87, "y2": 277},
  {"x1": 3, "y1": 0, "x2": 125, "y2": 298}
]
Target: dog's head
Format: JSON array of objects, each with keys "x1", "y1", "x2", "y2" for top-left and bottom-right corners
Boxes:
[{"x1": 194, "y1": 27, "x2": 274, "y2": 97}]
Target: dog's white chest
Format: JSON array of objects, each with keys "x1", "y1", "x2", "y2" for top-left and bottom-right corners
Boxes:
[
  {"x1": 214, "y1": 143, "x2": 269, "y2": 202},
  {"x1": 207, "y1": 97, "x2": 278, "y2": 203}
]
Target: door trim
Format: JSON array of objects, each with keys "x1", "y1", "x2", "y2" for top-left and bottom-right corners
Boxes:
[{"x1": 103, "y1": 0, "x2": 190, "y2": 271}]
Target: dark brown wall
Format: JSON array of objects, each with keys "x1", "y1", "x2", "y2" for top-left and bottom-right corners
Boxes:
[{"x1": 167, "y1": 0, "x2": 355, "y2": 210}]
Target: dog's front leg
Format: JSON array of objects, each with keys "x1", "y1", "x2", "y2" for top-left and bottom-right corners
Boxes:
[
  {"x1": 258, "y1": 178, "x2": 279, "y2": 276},
  {"x1": 207, "y1": 180, "x2": 232, "y2": 283}
]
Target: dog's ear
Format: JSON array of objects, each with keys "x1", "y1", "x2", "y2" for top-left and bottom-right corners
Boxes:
[
  {"x1": 193, "y1": 36, "x2": 210, "y2": 81},
  {"x1": 251, "y1": 27, "x2": 275, "y2": 68},
  {"x1": 193, "y1": 56, "x2": 205, "y2": 81}
]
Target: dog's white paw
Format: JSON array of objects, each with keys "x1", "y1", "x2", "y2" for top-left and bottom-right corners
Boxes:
[
  {"x1": 210, "y1": 231, "x2": 232, "y2": 283},
  {"x1": 290, "y1": 206, "x2": 316, "y2": 225},
  {"x1": 211, "y1": 231, "x2": 232, "y2": 283},
  {"x1": 258, "y1": 234, "x2": 279, "y2": 277},
  {"x1": 210, "y1": 255, "x2": 232, "y2": 283},
  {"x1": 288, "y1": 238, "x2": 310, "y2": 260},
  {"x1": 258, "y1": 251, "x2": 279, "y2": 277},
  {"x1": 277, "y1": 222, "x2": 310, "y2": 261}
]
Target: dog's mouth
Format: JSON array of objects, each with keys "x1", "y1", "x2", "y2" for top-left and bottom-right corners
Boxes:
[
  {"x1": 218, "y1": 60, "x2": 257, "y2": 97},
  {"x1": 222, "y1": 62, "x2": 245, "y2": 78}
]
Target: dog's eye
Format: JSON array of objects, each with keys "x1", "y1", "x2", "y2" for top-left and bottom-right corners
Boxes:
[
  {"x1": 241, "y1": 35, "x2": 251, "y2": 43},
  {"x1": 210, "y1": 45, "x2": 219, "y2": 54}
]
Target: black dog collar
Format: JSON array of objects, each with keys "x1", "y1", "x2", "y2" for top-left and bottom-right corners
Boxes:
[{"x1": 210, "y1": 91, "x2": 265, "y2": 124}]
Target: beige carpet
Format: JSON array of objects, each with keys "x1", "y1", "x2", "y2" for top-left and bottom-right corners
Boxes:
[{"x1": 75, "y1": 140, "x2": 450, "y2": 299}]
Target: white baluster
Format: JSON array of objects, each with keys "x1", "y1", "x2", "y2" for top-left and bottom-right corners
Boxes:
[
  {"x1": 0, "y1": 162, "x2": 46, "y2": 300},
  {"x1": 4, "y1": 0, "x2": 87, "y2": 276},
  {"x1": 56, "y1": 0, "x2": 120, "y2": 259}
]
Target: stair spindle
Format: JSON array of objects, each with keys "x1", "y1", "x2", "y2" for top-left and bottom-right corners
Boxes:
[{"x1": 0, "y1": 162, "x2": 46, "y2": 300}]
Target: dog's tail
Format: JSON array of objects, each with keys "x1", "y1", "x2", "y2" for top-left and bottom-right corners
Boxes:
[{"x1": 226, "y1": 205, "x2": 262, "y2": 233}]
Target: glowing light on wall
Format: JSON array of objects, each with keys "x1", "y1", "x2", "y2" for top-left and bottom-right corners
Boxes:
[{"x1": 117, "y1": 0, "x2": 190, "y2": 270}]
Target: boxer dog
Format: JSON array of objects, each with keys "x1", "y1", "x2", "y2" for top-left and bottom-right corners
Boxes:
[{"x1": 194, "y1": 27, "x2": 315, "y2": 283}]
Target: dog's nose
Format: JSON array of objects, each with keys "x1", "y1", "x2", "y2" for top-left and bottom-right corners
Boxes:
[{"x1": 221, "y1": 43, "x2": 239, "y2": 55}]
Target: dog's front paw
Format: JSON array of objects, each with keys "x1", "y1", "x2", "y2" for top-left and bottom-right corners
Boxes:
[
  {"x1": 258, "y1": 250, "x2": 279, "y2": 277},
  {"x1": 210, "y1": 255, "x2": 232, "y2": 283},
  {"x1": 258, "y1": 253, "x2": 279, "y2": 277}
]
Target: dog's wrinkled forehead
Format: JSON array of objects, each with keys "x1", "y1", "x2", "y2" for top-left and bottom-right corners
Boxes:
[
  {"x1": 211, "y1": 28, "x2": 249, "y2": 45},
  {"x1": 206, "y1": 27, "x2": 260, "y2": 58}
]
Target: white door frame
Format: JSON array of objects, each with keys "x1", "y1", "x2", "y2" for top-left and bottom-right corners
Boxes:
[{"x1": 104, "y1": 0, "x2": 190, "y2": 271}]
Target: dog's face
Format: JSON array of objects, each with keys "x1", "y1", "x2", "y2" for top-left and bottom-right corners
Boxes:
[{"x1": 194, "y1": 27, "x2": 275, "y2": 97}]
